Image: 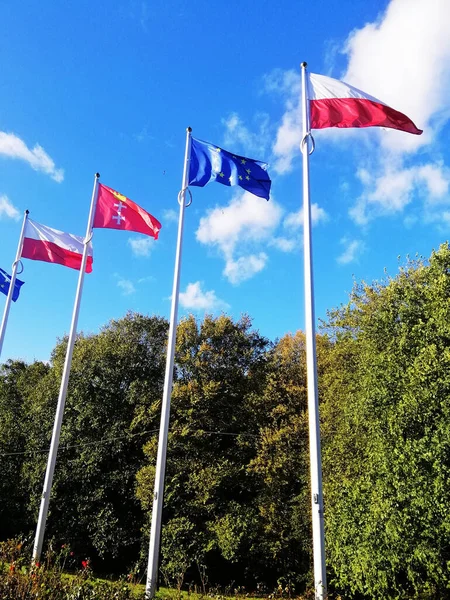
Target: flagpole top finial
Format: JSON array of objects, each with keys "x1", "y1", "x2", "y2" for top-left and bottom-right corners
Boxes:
[
  {"x1": 95, "y1": 173, "x2": 100, "y2": 179},
  {"x1": 301, "y1": 62, "x2": 307, "y2": 68},
  {"x1": 25, "y1": 209, "x2": 29, "y2": 215},
  {"x1": 187, "y1": 127, "x2": 192, "y2": 133}
]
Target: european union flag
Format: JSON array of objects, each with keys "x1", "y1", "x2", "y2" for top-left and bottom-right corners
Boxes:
[
  {"x1": 0, "y1": 268, "x2": 24, "y2": 302},
  {"x1": 188, "y1": 137, "x2": 271, "y2": 200}
]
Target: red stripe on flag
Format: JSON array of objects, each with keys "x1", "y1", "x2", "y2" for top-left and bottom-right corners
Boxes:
[
  {"x1": 310, "y1": 98, "x2": 422, "y2": 135},
  {"x1": 22, "y1": 238, "x2": 93, "y2": 273}
]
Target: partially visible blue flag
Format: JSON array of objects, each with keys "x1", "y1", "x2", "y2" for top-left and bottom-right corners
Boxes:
[
  {"x1": 0, "y1": 268, "x2": 24, "y2": 302},
  {"x1": 188, "y1": 137, "x2": 271, "y2": 200}
]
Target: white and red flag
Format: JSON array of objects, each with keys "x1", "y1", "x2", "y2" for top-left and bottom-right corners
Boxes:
[
  {"x1": 93, "y1": 183, "x2": 161, "y2": 239},
  {"x1": 21, "y1": 219, "x2": 93, "y2": 272},
  {"x1": 308, "y1": 72, "x2": 422, "y2": 135}
]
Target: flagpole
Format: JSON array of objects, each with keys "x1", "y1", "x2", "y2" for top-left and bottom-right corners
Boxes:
[
  {"x1": 300, "y1": 62, "x2": 327, "y2": 600},
  {"x1": 145, "y1": 127, "x2": 192, "y2": 599},
  {"x1": 0, "y1": 209, "x2": 29, "y2": 360},
  {"x1": 32, "y1": 173, "x2": 100, "y2": 563}
]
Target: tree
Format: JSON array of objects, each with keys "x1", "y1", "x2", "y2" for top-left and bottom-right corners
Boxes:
[
  {"x1": 0, "y1": 359, "x2": 49, "y2": 538},
  {"x1": 248, "y1": 331, "x2": 332, "y2": 591},
  {"x1": 21, "y1": 312, "x2": 168, "y2": 567},
  {"x1": 321, "y1": 245, "x2": 450, "y2": 599},
  {"x1": 137, "y1": 314, "x2": 271, "y2": 586}
]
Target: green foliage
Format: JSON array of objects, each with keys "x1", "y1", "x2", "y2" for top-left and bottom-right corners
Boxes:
[
  {"x1": 2, "y1": 313, "x2": 168, "y2": 565},
  {"x1": 322, "y1": 244, "x2": 450, "y2": 599},
  {"x1": 0, "y1": 537, "x2": 133, "y2": 599},
  {"x1": 137, "y1": 314, "x2": 271, "y2": 583},
  {"x1": 0, "y1": 359, "x2": 49, "y2": 537},
  {"x1": 3, "y1": 241, "x2": 450, "y2": 600}
]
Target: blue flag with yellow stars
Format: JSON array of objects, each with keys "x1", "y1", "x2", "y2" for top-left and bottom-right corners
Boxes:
[
  {"x1": 0, "y1": 267, "x2": 24, "y2": 302},
  {"x1": 188, "y1": 137, "x2": 271, "y2": 200}
]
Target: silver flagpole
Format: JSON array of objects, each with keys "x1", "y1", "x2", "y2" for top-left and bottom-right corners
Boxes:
[
  {"x1": 145, "y1": 127, "x2": 192, "y2": 599},
  {"x1": 0, "y1": 209, "x2": 29, "y2": 359},
  {"x1": 300, "y1": 62, "x2": 327, "y2": 600},
  {"x1": 32, "y1": 173, "x2": 100, "y2": 563}
]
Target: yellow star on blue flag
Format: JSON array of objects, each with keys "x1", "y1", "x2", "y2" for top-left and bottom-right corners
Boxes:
[{"x1": 188, "y1": 137, "x2": 271, "y2": 200}]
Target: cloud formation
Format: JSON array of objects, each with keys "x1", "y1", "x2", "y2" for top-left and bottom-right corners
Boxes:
[
  {"x1": 115, "y1": 276, "x2": 136, "y2": 296},
  {"x1": 263, "y1": 69, "x2": 302, "y2": 174},
  {"x1": 196, "y1": 190, "x2": 328, "y2": 282},
  {"x1": 0, "y1": 132, "x2": 64, "y2": 182},
  {"x1": 0, "y1": 195, "x2": 20, "y2": 220},
  {"x1": 264, "y1": 0, "x2": 450, "y2": 229},
  {"x1": 337, "y1": 238, "x2": 364, "y2": 265},
  {"x1": 196, "y1": 191, "x2": 283, "y2": 284},
  {"x1": 179, "y1": 281, "x2": 229, "y2": 311},
  {"x1": 128, "y1": 236, "x2": 154, "y2": 257},
  {"x1": 222, "y1": 112, "x2": 272, "y2": 157},
  {"x1": 340, "y1": 0, "x2": 450, "y2": 224}
]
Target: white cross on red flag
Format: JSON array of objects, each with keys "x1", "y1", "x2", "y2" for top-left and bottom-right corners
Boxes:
[{"x1": 93, "y1": 183, "x2": 161, "y2": 239}]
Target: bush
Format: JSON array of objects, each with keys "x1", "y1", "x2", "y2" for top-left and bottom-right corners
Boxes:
[{"x1": 0, "y1": 538, "x2": 133, "y2": 599}]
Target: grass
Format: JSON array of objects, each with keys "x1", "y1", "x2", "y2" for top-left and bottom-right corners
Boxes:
[{"x1": 0, "y1": 537, "x2": 324, "y2": 600}]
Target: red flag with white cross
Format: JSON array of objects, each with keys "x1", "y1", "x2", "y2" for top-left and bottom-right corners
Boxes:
[{"x1": 93, "y1": 183, "x2": 161, "y2": 239}]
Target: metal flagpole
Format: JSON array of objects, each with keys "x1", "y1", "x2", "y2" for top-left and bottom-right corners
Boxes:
[
  {"x1": 300, "y1": 62, "x2": 327, "y2": 600},
  {"x1": 32, "y1": 173, "x2": 100, "y2": 563},
  {"x1": 0, "y1": 209, "x2": 29, "y2": 359},
  {"x1": 145, "y1": 127, "x2": 192, "y2": 599}
]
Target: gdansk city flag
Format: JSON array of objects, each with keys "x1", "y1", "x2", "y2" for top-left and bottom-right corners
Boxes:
[{"x1": 93, "y1": 183, "x2": 161, "y2": 239}]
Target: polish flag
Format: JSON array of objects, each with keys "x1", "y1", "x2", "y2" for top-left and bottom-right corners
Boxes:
[
  {"x1": 22, "y1": 219, "x2": 93, "y2": 273},
  {"x1": 93, "y1": 183, "x2": 161, "y2": 239},
  {"x1": 308, "y1": 73, "x2": 422, "y2": 135}
]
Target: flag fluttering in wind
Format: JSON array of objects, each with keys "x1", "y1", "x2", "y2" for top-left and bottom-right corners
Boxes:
[
  {"x1": 308, "y1": 72, "x2": 422, "y2": 135},
  {"x1": 93, "y1": 183, "x2": 161, "y2": 238},
  {"x1": 21, "y1": 219, "x2": 93, "y2": 272},
  {"x1": 0, "y1": 268, "x2": 24, "y2": 302},
  {"x1": 188, "y1": 137, "x2": 272, "y2": 200}
]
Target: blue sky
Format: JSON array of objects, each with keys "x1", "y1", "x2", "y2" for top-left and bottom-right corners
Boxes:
[{"x1": 1, "y1": 0, "x2": 450, "y2": 362}]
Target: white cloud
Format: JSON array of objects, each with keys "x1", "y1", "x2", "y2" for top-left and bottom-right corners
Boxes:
[
  {"x1": 116, "y1": 277, "x2": 136, "y2": 296},
  {"x1": 0, "y1": 132, "x2": 64, "y2": 182},
  {"x1": 222, "y1": 112, "x2": 271, "y2": 157},
  {"x1": 179, "y1": 281, "x2": 229, "y2": 311},
  {"x1": 224, "y1": 253, "x2": 268, "y2": 284},
  {"x1": 342, "y1": 0, "x2": 450, "y2": 154},
  {"x1": 284, "y1": 203, "x2": 328, "y2": 230},
  {"x1": 270, "y1": 237, "x2": 297, "y2": 252},
  {"x1": 197, "y1": 190, "x2": 282, "y2": 256},
  {"x1": 334, "y1": 0, "x2": 450, "y2": 225},
  {"x1": 337, "y1": 238, "x2": 364, "y2": 265},
  {"x1": 350, "y1": 159, "x2": 450, "y2": 224},
  {"x1": 0, "y1": 195, "x2": 20, "y2": 220},
  {"x1": 263, "y1": 69, "x2": 302, "y2": 174},
  {"x1": 128, "y1": 236, "x2": 154, "y2": 257},
  {"x1": 262, "y1": 0, "x2": 450, "y2": 230},
  {"x1": 163, "y1": 208, "x2": 179, "y2": 223},
  {"x1": 137, "y1": 275, "x2": 155, "y2": 284},
  {"x1": 196, "y1": 192, "x2": 283, "y2": 284},
  {"x1": 196, "y1": 191, "x2": 282, "y2": 283}
]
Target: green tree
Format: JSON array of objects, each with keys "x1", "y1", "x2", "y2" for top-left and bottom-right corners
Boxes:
[
  {"x1": 0, "y1": 359, "x2": 49, "y2": 538},
  {"x1": 248, "y1": 331, "x2": 331, "y2": 590},
  {"x1": 137, "y1": 314, "x2": 270, "y2": 585},
  {"x1": 321, "y1": 245, "x2": 450, "y2": 599},
  {"x1": 21, "y1": 312, "x2": 168, "y2": 566}
]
